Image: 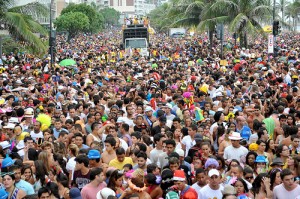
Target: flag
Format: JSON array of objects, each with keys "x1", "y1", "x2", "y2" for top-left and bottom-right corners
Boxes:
[{"x1": 195, "y1": 108, "x2": 204, "y2": 122}]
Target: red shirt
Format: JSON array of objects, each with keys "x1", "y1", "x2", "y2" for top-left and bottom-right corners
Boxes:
[{"x1": 180, "y1": 186, "x2": 198, "y2": 199}]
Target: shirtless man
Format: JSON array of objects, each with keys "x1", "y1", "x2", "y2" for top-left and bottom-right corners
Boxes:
[
  {"x1": 246, "y1": 105, "x2": 265, "y2": 129},
  {"x1": 101, "y1": 137, "x2": 117, "y2": 164}
]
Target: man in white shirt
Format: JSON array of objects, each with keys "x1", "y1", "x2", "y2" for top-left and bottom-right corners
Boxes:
[
  {"x1": 181, "y1": 124, "x2": 197, "y2": 157},
  {"x1": 224, "y1": 132, "x2": 248, "y2": 163},
  {"x1": 273, "y1": 169, "x2": 300, "y2": 199},
  {"x1": 199, "y1": 169, "x2": 224, "y2": 199},
  {"x1": 30, "y1": 121, "x2": 43, "y2": 141},
  {"x1": 149, "y1": 133, "x2": 165, "y2": 165}
]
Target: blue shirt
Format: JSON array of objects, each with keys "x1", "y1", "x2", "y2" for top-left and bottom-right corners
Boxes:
[
  {"x1": 53, "y1": 128, "x2": 68, "y2": 138},
  {"x1": 16, "y1": 180, "x2": 35, "y2": 195}
]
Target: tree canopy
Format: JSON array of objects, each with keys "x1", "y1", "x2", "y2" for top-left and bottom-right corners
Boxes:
[
  {"x1": 101, "y1": 8, "x2": 120, "y2": 26},
  {"x1": 60, "y1": 3, "x2": 104, "y2": 33},
  {"x1": 54, "y1": 11, "x2": 89, "y2": 39}
]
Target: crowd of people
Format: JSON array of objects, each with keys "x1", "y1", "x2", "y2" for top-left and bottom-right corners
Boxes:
[{"x1": 0, "y1": 25, "x2": 299, "y2": 199}]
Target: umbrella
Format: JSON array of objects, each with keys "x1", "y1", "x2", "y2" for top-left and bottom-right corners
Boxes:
[{"x1": 59, "y1": 59, "x2": 76, "y2": 67}]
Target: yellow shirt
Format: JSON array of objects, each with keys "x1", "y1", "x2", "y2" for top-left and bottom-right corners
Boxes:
[
  {"x1": 109, "y1": 157, "x2": 133, "y2": 170},
  {"x1": 16, "y1": 132, "x2": 30, "y2": 142}
]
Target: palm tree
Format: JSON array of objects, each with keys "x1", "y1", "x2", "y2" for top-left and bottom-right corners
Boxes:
[
  {"x1": 199, "y1": 0, "x2": 271, "y2": 47},
  {"x1": 0, "y1": 1, "x2": 48, "y2": 55},
  {"x1": 285, "y1": 0, "x2": 300, "y2": 31}
]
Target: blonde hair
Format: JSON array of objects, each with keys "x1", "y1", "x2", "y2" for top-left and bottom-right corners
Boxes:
[
  {"x1": 38, "y1": 151, "x2": 51, "y2": 172},
  {"x1": 68, "y1": 144, "x2": 79, "y2": 157}
]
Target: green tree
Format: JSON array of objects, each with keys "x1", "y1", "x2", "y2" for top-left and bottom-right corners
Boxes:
[
  {"x1": 148, "y1": 3, "x2": 174, "y2": 31},
  {"x1": 54, "y1": 12, "x2": 89, "y2": 39},
  {"x1": 200, "y1": 0, "x2": 271, "y2": 47},
  {"x1": 101, "y1": 8, "x2": 120, "y2": 26},
  {"x1": 285, "y1": 1, "x2": 300, "y2": 31},
  {"x1": 0, "y1": 1, "x2": 48, "y2": 55},
  {"x1": 61, "y1": 3, "x2": 103, "y2": 33}
]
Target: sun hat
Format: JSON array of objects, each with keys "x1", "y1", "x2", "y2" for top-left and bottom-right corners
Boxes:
[
  {"x1": 270, "y1": 157, "x2": 284, "y2": 166},
  {"x1": 222, "y1": 184, "x2": 236, "y2": 195},
  {"x1": 255, "y1": 155, "x2": 267, "y2": 163},
  {"x1": 96, "y1": 188, "x2": 116, "y2": 199},
  {"x1": 173, "y1": 170, "x2": 186, "y2": 181},
  {"x1": 228, "y1": 132, "x2": 243, "y2": 140},
  {"x1": 0, "y1": 141, "x2": 11, "y2": 149}
]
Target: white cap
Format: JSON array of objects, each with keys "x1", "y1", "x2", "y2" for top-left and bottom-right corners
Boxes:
[
  {"x1": 145, "y1": 106, "x2": 153, "y2": 112},
  {"x1": 96, "y1": 188, "x2": 116, "y2": 199},
  {"x1": 208, "y1": 169, "x2": 220, "y2": 177},
  {"x1": 3, "y1": 123, "x2": 15, "y2": 129},
  {"x1": 0, "y1": 141, "x2": 11, "y2": 149},
  {"x1": 9, "y1": 117, "x2": 19, "y2": 124},
  {"x1": 175, "y1": 149, "x2": 184, "y2": 157}
]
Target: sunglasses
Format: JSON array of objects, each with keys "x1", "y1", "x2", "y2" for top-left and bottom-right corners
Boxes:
[{"x1": 245, "y1": 176, "x2": 254, "y2": 180}]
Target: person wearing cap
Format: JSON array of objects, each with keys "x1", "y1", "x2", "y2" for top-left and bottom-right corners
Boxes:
[
  {"x1": 69, "y1": 187, "x2": 82, "y2": 199},
  {"x1": 96, "y1": 187, "x2": 116, "y2": 199},
  {"x1": 144, "y1": 106, "x2": 156, "y2": 127},
  {"x1": 81, "y1": 167, "x2": 106, "y2": 199},
  {"x1": 270, "y1": 157, "x2": 285, "y2": 169},
  {"x1": 224, "y1": 132, "x2": 248, "y2": 163},
  {"x1": 163, "y1": 103, "x2": 175, "y2": 121},
  {"x1": 254, "y1": 155, "x2": 268, "y2": 175},
  {"x1": 222, "y1": 184, "x2": 237, "y2": 199},
  {"x1": 173, "y1": 170, "x2": 198, "y2": 199},
  {"x1": 199, "y1": 169, "x2": 223, "y2": 199},
  {"x1": 88, "y1": 149, "x2": 102, "y2": 169}
]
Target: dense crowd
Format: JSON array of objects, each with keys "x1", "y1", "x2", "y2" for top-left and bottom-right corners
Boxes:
[{"x1": 0, "y1": 26, "x2": 299, "y2": 199}]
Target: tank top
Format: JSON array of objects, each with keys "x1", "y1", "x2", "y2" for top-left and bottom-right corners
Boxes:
[
  {"x1": 91, "y1": 134, "x2": 101, "y2": 142},
  {"x1": 10, "y1": 187, "x2": 19, "y2": 199}
]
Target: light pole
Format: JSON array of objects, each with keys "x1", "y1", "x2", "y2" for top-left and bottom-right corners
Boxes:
[{"x1": 49, "y1": 0, "x2": 54, "y2": 68}]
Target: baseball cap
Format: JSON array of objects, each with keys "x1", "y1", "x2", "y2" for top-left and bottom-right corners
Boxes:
[
  {"x1": 88, "y1": 150, "x2": 101, "y2": 159},
  {"x1": 175, "y1": 149, "x2": 184, "y2": 157},
  {"x1": 69, "y1": 188, "x2": 82, "y2": 199},
  {"x1": 208, "y1": 169, "x2": 219, "y2": 177},
  {"x1": 2, "y1": 155, "x2": 15, "y2": 168},
  {"x1": 96, "y1": 188, "x2": 116, "y2": 199},
  {"x1": 194, "y1": 134, "x2": 203, "y2": 142}
]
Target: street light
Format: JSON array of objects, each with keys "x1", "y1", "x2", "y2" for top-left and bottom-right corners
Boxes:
[{"x1": 49, "y1": 0, "x2": 55, "y2": 68}]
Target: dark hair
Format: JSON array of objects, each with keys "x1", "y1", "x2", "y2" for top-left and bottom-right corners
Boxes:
[
  {"x1": 245, "y1": 151, "x2": 258, "y2": 168},
  {"x1": 195, "y1": 168, "x2": 205, "y2": 175},
  {"x1": 121, "y1": 123, "x2": 129, "y2": 131},
  {"x1": 74, "y1": 154, "x2": 89, "y2": 167},
  {"x1": 164, "y1": 139, "x2": 176, "y2": 147},
  {"x1": 136, "y1": 151, "x2": 147, "y2": 160},
  {"x1": 116, "y1": 147, "x2": 125, "y2": 155},
  {"x1": 214, "y1": 111, "x2": 223, "y2": 122},
  {"x1": 265, "y1": 139, "x2": 275, "y2": 154},
  {"x1": 227, "y1": 159, "x2": 240, "y2": 171},
  {"x1": 123, "y1": 164, "x2": 133, "y2": 170},
  {"x1": 91, "y1": 122, "x2": 100, "y2": 131},
  {"x1": 161, "y1": 169, "x2": 174, "y2": 197},
  {"x1": 145, "y1": 173, "x2": 158, "y2": 185},
  {"x1": 146, "y1": 161, "x2": 158, "y2": 173},
  {"x1": 216, "y1": 155, "x2": 226, "y2": 170},
  {"x1": 233, "y1": 178, "x2": 249, "y2": 192},
  {"x1": 46, "y1": 182, "x2": 59, "y2": 198},
  {"x1": 90, "y1": 167, "x2": 103, "y2": 181},
  {"x1": 269, "y1": 168, "x2": 281, "y2": 189},
  {"x1": 56, "y1": 172, "x2": 68, "y2": 188},
  {"x1": 105, "y1": 137, "x2": 116, "y2": 147},
  {"x1": 275, "y1": 144, "x2": 286, "y2": 157},
  {"x1": 136, "y1": 143, "x2": 147, "y2": 152},
  {"x1": 107, "y1": 170, "x2": 124, "y2": 192},
  {"x1": 38, "y1": 187, "x2": 50, "y2": 198},
  {"x1": 251, "y1": 173, "x2": 268, "y2": 195},
  {"x1": 280, "y1": 168, "x2": 293, "y2": 180},
  {"x1": 131, "y1": 131, "x2": 142, "y2": 140}
]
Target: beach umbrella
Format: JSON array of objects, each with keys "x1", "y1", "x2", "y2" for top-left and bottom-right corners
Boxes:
[{"x1": 59, "y1": 59, "x2": 76, "y2": 67}]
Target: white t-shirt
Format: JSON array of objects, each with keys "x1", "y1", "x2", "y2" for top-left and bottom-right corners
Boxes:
[
  {"x1": 273, "y1": 184, "x2": 300, "y2": 199},
  {"x1": 30, "y1": 131, "x2": 43, "y2": 141},
  {"x1": 199, "y1": 184, "x2": 224, "y2": 199},
  {"x1": 150, "y1": 148, "x2": 163, "y2": 165},
  {"x1": 181, "y1": 135, "x2": 195, "y2": 157},
  {"x1": 223, "y1": 145, "x2": 248, "y2": 162},
  {"x1": 66, "y1": 157, "x2": 76, "y2": 180},
  {"x1": 192, "y1": 183, "x2": 203, "y2": 199}
]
